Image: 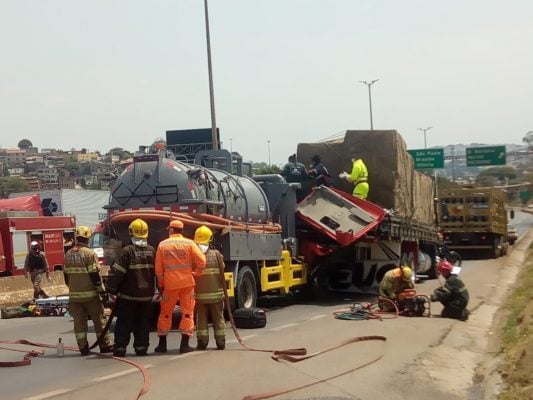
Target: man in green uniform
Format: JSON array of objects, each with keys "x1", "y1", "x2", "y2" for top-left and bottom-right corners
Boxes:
[
  {"x1": 430, "y1": 260, "x2": 470, "y2": 321},
  {"x1": 378, "y1": 266, "x2": 415, "y2": 311},
  {"x1": 24, "y1": 241, "x2": 50, "y2": 299},
  {"x1": 64, "y1": 226, "x2": 113, "y2": 355},
  {"x1": 193, "y1": 225, "x2": 226, "y2": 350}
]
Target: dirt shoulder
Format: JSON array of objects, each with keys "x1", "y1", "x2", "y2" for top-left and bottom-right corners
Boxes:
[{"x1": 482, "y1": 242, "x2": 533, "y2": 400}]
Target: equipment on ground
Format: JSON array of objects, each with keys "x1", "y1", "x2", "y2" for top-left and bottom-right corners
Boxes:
[{"x1": 232, "y1": 307, "x2": 267, "y2": 329}]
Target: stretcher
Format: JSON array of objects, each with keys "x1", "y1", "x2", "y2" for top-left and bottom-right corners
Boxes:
[{"x1": 35, "y1": 296, "x2": 69, "y2": 316}]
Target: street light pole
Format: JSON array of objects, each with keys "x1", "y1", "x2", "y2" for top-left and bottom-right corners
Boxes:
[
  {"x1": 204, "y1": 0, "x2": 218, "y2": 150},
  {"x1": 267, "y1": 140, "x2": 271, "y2": 166},
  {"x1": 418, "y1": 126, "x2": 433, "y2": 149},
  {"x1": 359, "y1": 79, "x2": 379, "y2": 131}
]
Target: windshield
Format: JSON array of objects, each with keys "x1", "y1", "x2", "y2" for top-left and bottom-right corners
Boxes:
[{"x1": 89, "y1": 232, "x2": 107, "y2": 248}]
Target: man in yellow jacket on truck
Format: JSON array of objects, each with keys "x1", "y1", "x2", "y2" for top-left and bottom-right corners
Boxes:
[
  {"x1": 154, "y1": 219, "x2": 206, "y2": 354},
  {"x1": 339, "y1": 156, "x2": 369, "y2": 200}
]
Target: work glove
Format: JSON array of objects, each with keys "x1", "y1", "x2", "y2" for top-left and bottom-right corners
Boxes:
[{"x1": 338, "y1": 171, "x2": 349, "y2": 179}]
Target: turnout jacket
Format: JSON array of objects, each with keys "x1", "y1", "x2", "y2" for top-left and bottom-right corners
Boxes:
[
  {"x1": 155, "y1": 233, "x2": 206, "y2": 290},
  {"x1": 24, "y1": 250, "x2": 49, "y2": 272},
  {"x1": 195, "y1": 249, "x2": 225, "y2": 304},
  {"x1": 379, "y1": 268, "x2": 414, "y2": 299},
  {"x1": 431, "y1": 274, "x2": 469, "y2": 307},
  {"x1": 106, "y1": 244, "x2": 156, "y2": 302},
  {"x1": 63, "y1": 244, "x2": 102, "y2": 303}
]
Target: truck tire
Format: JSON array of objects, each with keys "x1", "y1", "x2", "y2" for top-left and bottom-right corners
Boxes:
[{"x1": 236, "y1": 266, "x2": 257, "y2": 309}]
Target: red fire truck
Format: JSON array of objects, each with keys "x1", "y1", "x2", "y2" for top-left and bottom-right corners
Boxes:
[{"x1": 0, "y1": 211, "x2": 76, "y2": 277}]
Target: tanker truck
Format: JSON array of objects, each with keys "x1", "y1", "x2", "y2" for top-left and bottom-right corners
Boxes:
[{"x1": 99, "y1": 130, "x2": 441, "y2": 308}]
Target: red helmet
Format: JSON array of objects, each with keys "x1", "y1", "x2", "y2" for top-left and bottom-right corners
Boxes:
[{"x1": 438, "y1": 260, "x2": 453, "y2": 276}]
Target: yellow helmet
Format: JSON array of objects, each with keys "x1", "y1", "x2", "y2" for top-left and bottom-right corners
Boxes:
[
  {"x1": 194, "y1": 225, "x2": 213, "y2": 245},
  {"x1": 129, "y1": 219, "x2": 148, "y2": 239},
  {"x1": 76, "y1": 226, "x2": 92, "y2": 239},
  {"x1": 401, "y1": 266, "x2": 413, "y2": 281}
]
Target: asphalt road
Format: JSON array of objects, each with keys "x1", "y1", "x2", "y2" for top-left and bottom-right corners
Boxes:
[{"x1": 1, "y1": 212, "x2": 531, "y2": 400}]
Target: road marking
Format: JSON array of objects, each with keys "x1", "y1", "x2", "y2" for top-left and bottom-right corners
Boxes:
[
  {"x1": 92, "y1": 364, "x2": 153, "y2": 382},
  {"x1": 268, "y1": 323, "x2": 298, "y2": 332},
  {"x1": 310, "y1": 314, "x2": 328, "y2": 320},
  {"x1": 169, "y1": 351, "x2": 203, "y2": 360},
  {"x1": 23, "y1": 389, "x2": 73, "y2": 400},
  {"x1": 227, "y1": 334, "x2": 258, "y2": 344}
]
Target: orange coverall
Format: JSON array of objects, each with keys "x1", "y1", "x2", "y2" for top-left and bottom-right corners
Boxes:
[{"x1": 155, "y1": 233, "x2": 206, "y2": 337}]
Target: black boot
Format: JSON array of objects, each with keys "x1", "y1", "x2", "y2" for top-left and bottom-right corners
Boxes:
[
  {"x1": 80, "y1": 345, "x2": 90, "y2": 356},
  {"x1": 154, "y1": 336, "x2": 167, "y2": 353},
  {"x1": 196, "y1": 337, "x2": 208, "y2": 350},
  {"x1": 215, "y1": 337, "x2": 225, "y2": 350},
  {"x1": 180, "y1": 335, "x2": 193, "y2": 354}
]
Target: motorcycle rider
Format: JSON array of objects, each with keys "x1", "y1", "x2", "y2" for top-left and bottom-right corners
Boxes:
[{"x1": 106, "y1": 218, "x2": 156, "y2": 357}]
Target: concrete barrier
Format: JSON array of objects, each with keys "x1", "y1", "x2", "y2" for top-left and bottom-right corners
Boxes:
[{"x1": 0, "y1": 271, "x2": 69, "y2": 307}]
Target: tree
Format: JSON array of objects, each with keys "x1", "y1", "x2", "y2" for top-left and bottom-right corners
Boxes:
[
  {"x1": 17, "y1": 139, "x2": 33, "y2": 149},
  {"x1": 523, "y1": 131, "x2": 533, "y2": 149},
  {"x1": 0, "y1": 177, "x2": 30, "y2": 198},
  {"x1": 476, "y1": 166, "x2": 518, "y2": 185}
]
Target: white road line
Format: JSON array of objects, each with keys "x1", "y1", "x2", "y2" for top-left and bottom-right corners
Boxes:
[
  {"x1": 169, "y1": 351, "x2": 203, "y2": 360},
  {"x1": 227, "y1": 334, "x2": 258, "y2": 344},
  {"x1": 310, "y1": 314, "x2": 328, "y2": 320},
  {"x1": 23, "y1": 389, "x2": 73, "y2": 400},
  {"x1": 268, "y1": 323, "x2": 298, "y2": 332},
  {"x1": 92, "y1": 364, "x2": 153, "y2": 382}
]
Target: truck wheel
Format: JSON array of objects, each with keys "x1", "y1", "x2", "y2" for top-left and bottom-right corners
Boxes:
[{"x1": 236, "y1": 266, "x2": 257, "y2": 309}]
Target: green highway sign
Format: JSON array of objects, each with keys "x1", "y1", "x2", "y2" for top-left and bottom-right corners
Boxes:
[
  {"x1": 407, "y1": 148, "x2": 444, "y2": 169},
  {"x1": 466, "y1": 145, "x2": 506, "y2": 167}
]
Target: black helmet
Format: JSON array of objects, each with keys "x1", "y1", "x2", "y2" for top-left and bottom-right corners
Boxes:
[{"x1": 311, "y1": 154, "x2": 321, "y2": 163}]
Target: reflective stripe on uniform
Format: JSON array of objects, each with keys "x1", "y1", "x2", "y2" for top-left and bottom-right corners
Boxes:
[
  {"x1": 164, "y1": 263, "x2": 191, "y2": 271},
  {"x1": 214, "y1": 329, "x2": 225, "y2": 336},
  {"x1": 112, "y1": 263, "x2": 127, "y2": 274},
  {"x1": 75, "y1": 332, "x2": 87, "y2": 340},
  {"x1": 117, "y1": 293, "x2": 153, "y2": 301},
  {"x1": 201, "y1": 268, "x2": 220, "y2": 275},
  {"x1": 196, "y1": 291, "x2": 224, "y2": 300},
  {"x1": 197, "y1": 329, "x2": 209, "y2": 336},
  {"x1": 69, "y1": 290, "x2": 98, "y2": 299},
  {"x1": 129, "y1": 264, "x2": 155, "y2": 270},
  {"x1": 64, "y1": 267, "x2": 89, "y2": 274}
]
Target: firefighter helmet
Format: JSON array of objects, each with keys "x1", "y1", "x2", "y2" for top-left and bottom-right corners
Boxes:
[
  {"x1": 194, "y1": 225, "x2": 213, "y2": 245},
  {"x1": 169, "y1": 219, "x2": 184, "y2": 230},
  {"x1": 437, "y1": 260, "x2": 453, "y2": 276},
  {"x1": 129, "y1": 219, "x2": 148, "y2": 239},
  {"x1": 76, "y1": 226, "x2": 92, "y2": 239},
  {"x1": 401, "y1": 266, "x2": 413, "y2": 281}
]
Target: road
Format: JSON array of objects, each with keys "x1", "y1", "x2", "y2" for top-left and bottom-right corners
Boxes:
[{"x1": 1, "y1": 214, "x2": 531, "y2": 400}]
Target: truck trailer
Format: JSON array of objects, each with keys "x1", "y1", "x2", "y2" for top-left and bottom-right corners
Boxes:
[
  {"x1": 97, "y1": 130, "x2": 442, "y2": 308},
  {"x1": 438, "y1": 187, "x2": 509, "y2": 258}
]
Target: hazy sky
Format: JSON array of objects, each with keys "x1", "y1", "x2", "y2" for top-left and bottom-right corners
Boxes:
[{"x1": 1, "y1": 0, "x2": 532, "y2": 165}]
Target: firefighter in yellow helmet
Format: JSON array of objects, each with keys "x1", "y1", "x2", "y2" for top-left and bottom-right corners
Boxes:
[
  {"x1": 378, "y1": 266, "x2": 415, "y2": 312},
  {"x1": 339, "y1": 156, "x2": 369, "y2": 200},
  {"x1": 194, "y1": 225, "x2": 226, "y2": 350},
  {"x1": 64, "y1": 226, "x2": 113, "y2": 355},
  {"x1": 106, "y1": 218, "x2": 156, "y2": 357}
]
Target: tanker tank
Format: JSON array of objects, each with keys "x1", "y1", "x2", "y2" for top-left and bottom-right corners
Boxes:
[{"x1": 106, "y1": 152, "x2": 270, "y2": 224}]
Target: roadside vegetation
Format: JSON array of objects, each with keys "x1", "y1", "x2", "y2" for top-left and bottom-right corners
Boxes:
[{"x1": 499, "y1": 244, "x2": 533, "y2": 400}]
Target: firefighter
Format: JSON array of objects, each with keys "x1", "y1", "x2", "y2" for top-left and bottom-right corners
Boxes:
[
  {"x1": 105, "y1": 219, "x2": 156, "y2": 357},
  {"x1": 308, "y1": 154, "x2": 332, "y2": 187},
  {"x1": 154, "y1": 219, "x2": 206, "y2": 353},
  {"x1": 378, "y1": 266, "x2": 415, "y2": 311},
  {"x1": 281, "y1": 154, "x2": 308, "y2": 183},
  {"x1": 193, "y1": 225, "x2": 226, "y2": 350},
  {"x1": 430, "y1": 260, "x2": 470, "y2": 321},
  {"x1": 339, "y1": 156, "x2": 369, "y2": 200},
  {"x1": 24, "y1": 241, "x2": 50, "y2": 299},
  {"x1": 63, "y1": 226, "x2": 113, "y2": 355}
]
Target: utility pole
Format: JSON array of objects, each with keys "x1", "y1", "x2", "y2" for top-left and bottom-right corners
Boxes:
[
  {"x1": 359, "y1": 79, "x2": 379, "y2": 131},
  {"x1": 204, "y1": 0, "x2": 218, "y2": 150},
  {"x1": 267, "y1": 140, "x2": 271, "y2": 166},
  {"x1": 418, "y1": 127, "x2": 433, "y2": 149}
]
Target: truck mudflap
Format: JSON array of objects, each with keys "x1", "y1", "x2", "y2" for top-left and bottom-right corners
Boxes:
[{"x1": 296, "y1": 186, "x2": 386, "y2": 246}]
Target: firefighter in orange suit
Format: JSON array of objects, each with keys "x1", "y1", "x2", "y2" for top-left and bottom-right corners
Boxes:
[
  {"x1": 154, "y1": 219, "x2": 206, "y2": 353},
  {"x1": 194, "y1": 226, "x2": 226, "y2": 350}
]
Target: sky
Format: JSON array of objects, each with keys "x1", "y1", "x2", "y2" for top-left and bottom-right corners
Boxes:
[{"x1": 1, "y1": 0, "x2": 532, "y2": 165}]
